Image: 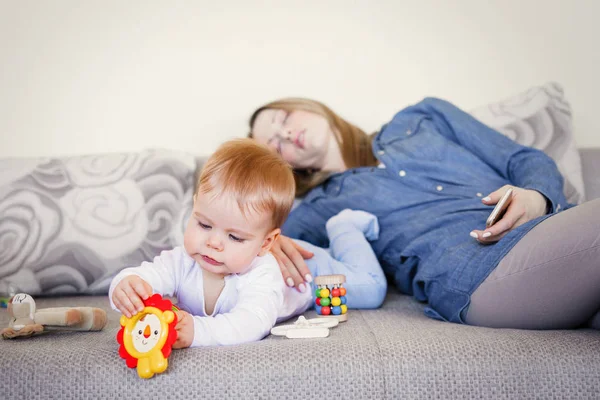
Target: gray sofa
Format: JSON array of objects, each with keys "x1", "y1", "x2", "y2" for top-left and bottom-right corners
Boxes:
[{"x1": 2, "y1": 149, "x2": 600, "y2": 400}]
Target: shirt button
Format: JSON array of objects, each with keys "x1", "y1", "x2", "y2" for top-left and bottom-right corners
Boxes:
[
  {"x1": 399, "y1": 170, "x2": 406, "y2": 177},
  {"x1": 476, "y1": 193, "x2": 482, "y2": 197},
  {"x1": 436, "y1": 185, "x2": 443, "y2": 191},
  {"x1": 406, "y1": 129, "x2": 412, "y2": 135},
  {"x1": 378, "y1": 150, "x2": 385, "y2": 155}
]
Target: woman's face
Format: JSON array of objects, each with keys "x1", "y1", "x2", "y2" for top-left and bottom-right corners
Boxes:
[{"x1": 251, "y1": 108, "x2": 337, "y2": 170}]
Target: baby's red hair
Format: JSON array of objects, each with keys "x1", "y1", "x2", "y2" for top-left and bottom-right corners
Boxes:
[{"x1": 197, "y1": 138, "x2": 296, "y2": 229}]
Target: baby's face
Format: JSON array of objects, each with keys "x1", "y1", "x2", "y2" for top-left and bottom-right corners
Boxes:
[{"x1": 183, "y1": 191, "x2": 276, "y2": 276}]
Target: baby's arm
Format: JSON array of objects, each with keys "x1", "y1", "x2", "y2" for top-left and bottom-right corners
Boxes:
[
  {"x1": 189, "y1": 259, "x2": 285, "y2": 347},
  {"x1": 295, "y1": 209, "x2": 387, "y2": 309},
  {"x1": 109, "y1": 247, "x2": 188, "y2": 314}
]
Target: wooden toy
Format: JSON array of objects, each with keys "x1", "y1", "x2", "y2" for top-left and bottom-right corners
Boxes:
[
  {"x1": 314, "y1": 274, "x2": 348, "y2": 322},
  {"x1": 1, "y1": 293, "x2": 107, "y2": 339},
  {"x1": 116, "y1": 294, "x2": 178, "y2": 379},
  {"x1": 270, "y1": 316, "x2": 339, "y2": 338}
]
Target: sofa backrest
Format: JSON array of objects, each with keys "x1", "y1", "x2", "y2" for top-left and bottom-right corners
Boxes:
[{"x1": 580, "y1": 148, "x2": 600, "y2": 201}]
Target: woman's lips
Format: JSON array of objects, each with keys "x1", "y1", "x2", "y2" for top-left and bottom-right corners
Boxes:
[{"x1": 201, "y1": 255, "x2": 223, "y2": 266}]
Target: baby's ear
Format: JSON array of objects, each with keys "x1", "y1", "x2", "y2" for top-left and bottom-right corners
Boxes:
[{"x1": 258, "y1": 228, "x2": 281, "y2": 256}]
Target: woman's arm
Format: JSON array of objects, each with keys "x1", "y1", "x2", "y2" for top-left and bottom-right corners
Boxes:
[
  {"x1": 406, "y1": 98, "x2": 568, "y2": 242},
  {"x1": 274, "y1": 199, "x2": 333, "y2": 290},
  {"x1": 408, "y1": 97, "x2": 567, "y2": 212}
]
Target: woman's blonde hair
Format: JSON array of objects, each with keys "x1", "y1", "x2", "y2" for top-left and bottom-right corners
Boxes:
[
  {"x1": 248, "y1": 98, "x2": 377, "y2": 196},
  {"x1": 197, "y1": 138, "x2": 295, "y2": 229}
]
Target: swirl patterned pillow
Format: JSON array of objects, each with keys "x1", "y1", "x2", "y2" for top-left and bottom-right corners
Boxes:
[
  {"x1": 0, "y1": 149, "x2": 195, "y2": 296},
  {"x1": 470, "y1": 82, "x2": 585, "y2": 204}
]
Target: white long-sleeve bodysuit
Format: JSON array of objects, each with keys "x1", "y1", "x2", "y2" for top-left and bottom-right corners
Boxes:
[
  {"x1": 109, "y1": 210, "x2": 389, "y2": 347},
  {"x1": 109, "y1": 247, "x2": 312, "y2": 347}
]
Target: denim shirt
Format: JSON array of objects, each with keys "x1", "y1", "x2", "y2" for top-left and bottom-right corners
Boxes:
[{"x1": 282, "y1": 97, "x2": 572, "y2": 323}]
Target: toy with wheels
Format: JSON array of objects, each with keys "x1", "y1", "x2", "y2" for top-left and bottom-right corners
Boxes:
[{"x1": 116, "y1": 294, "x2": 178, "y2": 379}]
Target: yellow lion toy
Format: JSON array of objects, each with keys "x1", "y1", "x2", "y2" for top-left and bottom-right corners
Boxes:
[{"x1": 116, "y1": 294, "x2": 178, "y2": 379}]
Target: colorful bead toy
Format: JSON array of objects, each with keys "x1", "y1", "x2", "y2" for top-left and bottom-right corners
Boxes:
[{"x1": 314, "y1": 274, "x2": 348, "y2": 322}]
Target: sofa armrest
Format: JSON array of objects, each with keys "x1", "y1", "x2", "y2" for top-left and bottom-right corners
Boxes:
[{"x1": 580, "y1": 148, "x2": 600, "y2": 201}]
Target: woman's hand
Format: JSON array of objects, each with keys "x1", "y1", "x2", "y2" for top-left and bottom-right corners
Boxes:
[
  {"x1": 173, "y1": 310, "x2": 194, "y2": 349},
  {"x1": 471, "y1": 185, "x2": 548, "y2": 244},
  {"x1": 271, "y1": 235, "x2": 314, "y2": 292}
]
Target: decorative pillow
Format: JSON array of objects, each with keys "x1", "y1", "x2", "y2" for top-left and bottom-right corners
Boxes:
[
  {"x1": 0, "y1": 149, "x2": 196, "y2": 296},
  {"x1": 470, "y1": 82, "x2": 585, "y2": 204}
]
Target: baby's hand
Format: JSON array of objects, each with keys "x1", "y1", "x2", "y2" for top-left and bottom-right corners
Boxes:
[
  {"x1": 112, "y1": 276, "x2": 152, "y2": 318},
  {"x1": 173, "y1": 310, "x2": 194, "y2": 349}
]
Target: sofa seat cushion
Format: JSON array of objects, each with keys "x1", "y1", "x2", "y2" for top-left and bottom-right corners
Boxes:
[{"x1": 2, "y1": 292, "x2": 599, "y2": 399}]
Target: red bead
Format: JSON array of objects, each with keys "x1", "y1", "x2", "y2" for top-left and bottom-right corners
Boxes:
[
  {"x1": 332, "y1": 288, "x2": 340, "y2": 297},
  {"x1": 321, "y1": 306, "x2": 331, "y2": 315},
  {"x1": 316, "y1": 298, "x2": 322, "y2": 306}
]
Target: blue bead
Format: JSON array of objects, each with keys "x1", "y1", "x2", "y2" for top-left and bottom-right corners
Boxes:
[
  {"x1": 315, "y1": 305, "x2": 322, "y2": 315},
  {"x1": 340, "y1": 296, "x2": 347, "y2": 305},
  {"x1": 332, "y1": 306, "x2": 342, "y2": 315}
]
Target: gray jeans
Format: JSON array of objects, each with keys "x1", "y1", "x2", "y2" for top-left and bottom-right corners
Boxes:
[{"x1": 465, "y1": 198, "x2": 600, "y2": 330}]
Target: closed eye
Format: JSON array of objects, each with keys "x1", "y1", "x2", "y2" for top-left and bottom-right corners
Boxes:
[
  {"x1": 198, "y1": 221, "x2": 211, "y2": 230},
  {"x1": 267, "y1": 135, "x2": 282, "y2": 154},
  {"x1": 229, "y1": 234, "x2": 245, "y2": 243}
]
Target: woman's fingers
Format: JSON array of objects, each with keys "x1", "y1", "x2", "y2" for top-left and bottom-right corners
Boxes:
[
  {"x1": 472, "y1": 205, "x2": 526, "y2": 243},
  {"x1": 272, "y1": 237, "x2": 309, "y2": 292},
  {"x1": 472, "y1": 185, "x2": 537, "y2": 243},
  {"x1": 274, "y1": 246, "x2": 305, "y2": 291},
  {"x1": 482, "y1": 185, "x2": 512, "y2": 205},
  {"x1": 270, "y1": 240, "x2": 294, "y2": 286},
  {"x1": 285, "y1": 240, "x2": 313, "y2": 283},
  {"x1": 271, "y1": 252, "x2": 291, "y2": 285},
  {"x1": 279, "y1": 237, "x2": 310, "y2": 291},
  {"x1": 482, "y1": 215, "x2": 527, "y2": 243},
  {"x1": 292, "y1": 241, "x2": 314, "y2": 260}
]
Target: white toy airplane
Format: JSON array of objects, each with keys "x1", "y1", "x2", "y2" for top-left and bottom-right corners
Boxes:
[{"x1": 270, "y1": 316, "x2": 339, "y2": 339}]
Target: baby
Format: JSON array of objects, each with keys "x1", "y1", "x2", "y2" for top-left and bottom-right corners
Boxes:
[{"x1": 110, "y1": 138, "x2": 386, "y2": 348}]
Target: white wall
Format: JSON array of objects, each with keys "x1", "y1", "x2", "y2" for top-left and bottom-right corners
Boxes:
[{"x1": 1, "y1": 0, "x2": 598, "y2": 158}]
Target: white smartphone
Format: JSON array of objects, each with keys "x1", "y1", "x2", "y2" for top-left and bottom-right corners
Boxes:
[{"x1": 486, "y1": 188, "x2": 513, "y2": 228}]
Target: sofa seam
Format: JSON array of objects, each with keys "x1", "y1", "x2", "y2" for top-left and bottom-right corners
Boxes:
[{"x1": 358, "y1": 309, "x2": 388, "y2": 399}]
